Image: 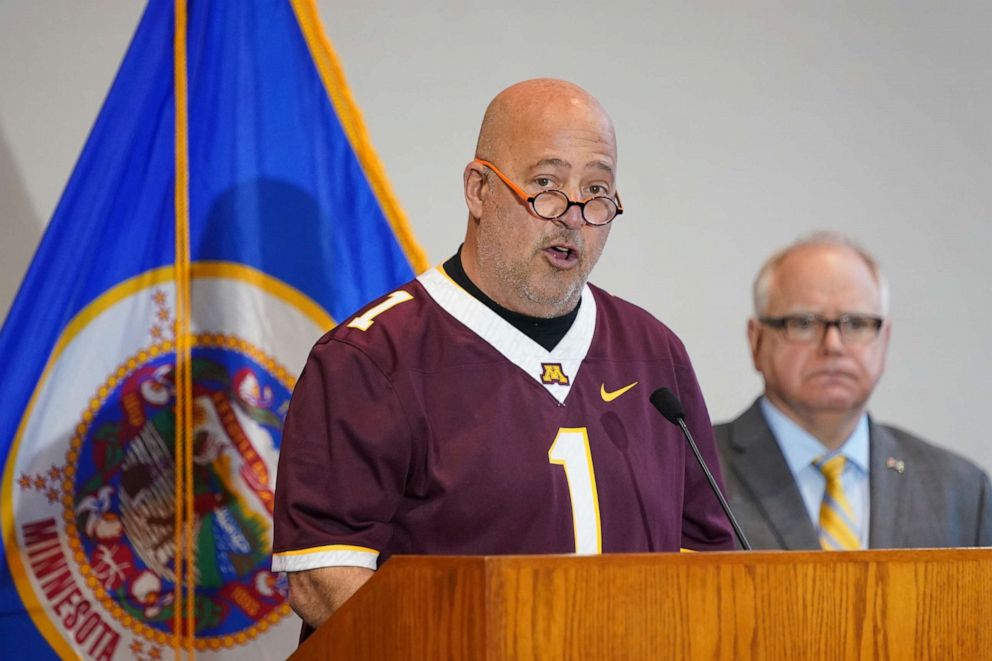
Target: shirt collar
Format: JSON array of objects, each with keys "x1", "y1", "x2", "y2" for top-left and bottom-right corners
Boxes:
[{"x1": 760, "y1": 397, "x2": 870, "y2": 475}]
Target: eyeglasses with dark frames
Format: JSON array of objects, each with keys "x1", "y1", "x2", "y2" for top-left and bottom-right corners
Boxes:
[
  {"x1": 759, "y1": 313, "x2": 884, "y2": 345},
  {"x1": 473, "y1": 158, "x2": 623, "y2": 226}
]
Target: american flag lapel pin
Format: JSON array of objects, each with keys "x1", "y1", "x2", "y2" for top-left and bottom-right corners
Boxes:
[{"x1": 886, "y1": 457, "x2": 905, "y2": 474}]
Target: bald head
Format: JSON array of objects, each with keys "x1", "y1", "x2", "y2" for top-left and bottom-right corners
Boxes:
[
  {"x1": 460, "y1": 79, "x2": 619, "y2": 318},
  {"x1": 753, "y1": 232, "x2": 889, "y2": 317},
  {"x1": 475, "y1": 79, "x2": 616, "y2": 165}
]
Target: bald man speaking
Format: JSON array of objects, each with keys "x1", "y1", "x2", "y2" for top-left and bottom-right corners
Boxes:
[{"x1": 272, "y1": 79, "x2": 734, "y2": 635}]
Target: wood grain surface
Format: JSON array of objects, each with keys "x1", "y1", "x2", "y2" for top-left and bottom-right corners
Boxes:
[{"x1": 290, "y1": 549, "x2": 992, "y2": 660}]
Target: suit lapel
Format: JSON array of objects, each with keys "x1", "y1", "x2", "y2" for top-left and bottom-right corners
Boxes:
[
  {"x1": 729, "y1": 401, "x2": 820, "y2": 549},
  {"x1": 867, "y1": 421, "x2": 906, "y2": 547}
]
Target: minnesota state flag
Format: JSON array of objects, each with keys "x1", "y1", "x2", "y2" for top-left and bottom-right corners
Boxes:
[{"x1": 0, "y1": 1, "x2": 426, "y2": 658}]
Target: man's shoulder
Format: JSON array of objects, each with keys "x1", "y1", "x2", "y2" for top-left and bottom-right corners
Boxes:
[
  {"x1": 712, "y1": 400, "x2": 765, "y2": 447},
  {"x1": 712, "y1": 418, "x2": 733, "y2": 447},
  {"x1": 309, "y1": 278, "x2": 443, "y2": 363},
  {"x1": 587, "y1": 283, "x2": 689, "y2": 358},
  {"x1": 588, "y1": 283, "x2": 667, "y2": 326},
  {"x1": 872, "y1": 420, "x2": 990, "y2": 481}
]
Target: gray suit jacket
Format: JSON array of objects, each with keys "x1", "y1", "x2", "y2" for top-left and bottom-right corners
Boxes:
[{"x1": 713, "y1": 399, "x2": 992, "y2": 549}]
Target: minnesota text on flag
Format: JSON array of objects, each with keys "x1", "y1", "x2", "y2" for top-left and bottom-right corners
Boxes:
[{"x1": 0, "y1": 1, "x2": 426, "y2": 658}]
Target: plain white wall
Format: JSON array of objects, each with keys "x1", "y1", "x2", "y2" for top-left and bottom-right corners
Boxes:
[{"x1": 2, "y1": 1, "x2": 990, "y2": 474}]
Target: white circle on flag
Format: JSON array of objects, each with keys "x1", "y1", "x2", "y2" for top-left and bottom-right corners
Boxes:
[{"x1": 5, "y1": 264, "x2": 328, "y2": 658}]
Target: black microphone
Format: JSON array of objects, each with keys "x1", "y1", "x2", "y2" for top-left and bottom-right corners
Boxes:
[{"x1": 650, "y1": 387, "x2": 752, "y2": 551}]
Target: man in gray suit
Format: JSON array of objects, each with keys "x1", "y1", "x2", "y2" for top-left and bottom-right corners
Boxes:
[{"x1": 714, "y1": 233, "x2": 991, "y2": 550}]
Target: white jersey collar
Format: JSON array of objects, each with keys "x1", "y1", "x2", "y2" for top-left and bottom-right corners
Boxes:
[{"x1": 417, "y1": 266, "x2": 596, "y2": 404}]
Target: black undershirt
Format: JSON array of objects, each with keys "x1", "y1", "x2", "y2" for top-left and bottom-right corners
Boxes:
[{"x1": 442, "y1": 248, "x2": 579, "y2": 351}]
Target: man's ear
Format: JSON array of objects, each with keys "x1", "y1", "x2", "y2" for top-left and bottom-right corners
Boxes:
[
  {"x1": 463, "y1": 161, "x2": 487, "y2": 219},
  {"x1": 877, "y1": 317, "x2": 892, "y2": 370},
  {"x1": 747, "y1": 318, "x2": 763, "y2": 371}
]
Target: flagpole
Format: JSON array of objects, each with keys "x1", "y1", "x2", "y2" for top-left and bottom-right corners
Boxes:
[{"x1": 173, "y1": 0, "x2": 195, "y2": 656}]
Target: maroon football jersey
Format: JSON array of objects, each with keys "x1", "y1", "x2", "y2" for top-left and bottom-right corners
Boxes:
[{"x1": 272, "y1": 266, "x2": 734, "y2": 574}]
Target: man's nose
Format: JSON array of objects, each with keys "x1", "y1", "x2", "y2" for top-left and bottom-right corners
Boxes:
[
  {"x1": 819, "y1": 323, "x2": 845, "y2": 353},
  {"x1": 554, "y1": 200, "x2": 586, "y2": 229}
]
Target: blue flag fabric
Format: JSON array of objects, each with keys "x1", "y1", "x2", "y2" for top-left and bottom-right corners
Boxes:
[{"x1": 0, "y1": 1, "x2": 426, "y2": 658}]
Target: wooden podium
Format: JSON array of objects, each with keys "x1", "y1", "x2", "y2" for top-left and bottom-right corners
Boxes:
[{"x1": 290, "y1": 549, "x2": 992, "y2": 660}]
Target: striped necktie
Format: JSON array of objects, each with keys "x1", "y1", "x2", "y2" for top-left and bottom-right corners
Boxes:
[{"x1": 815, "y1": 455, "x2": 861, "y2": 550}]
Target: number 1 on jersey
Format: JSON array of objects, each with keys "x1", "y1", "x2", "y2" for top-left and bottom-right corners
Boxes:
[
  {"x1": 548, "y1": 427, "x2": 602, "y2": 554},
  {"x1": 347, "y1": 290, "x2": 414, "y2": 331}
]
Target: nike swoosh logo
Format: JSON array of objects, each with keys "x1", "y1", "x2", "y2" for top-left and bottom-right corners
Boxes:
[{"x1": 600, "y1": 381, "x2": 638, "y2": 402}]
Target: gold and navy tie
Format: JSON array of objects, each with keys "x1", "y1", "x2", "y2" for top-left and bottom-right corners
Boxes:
[{"x1": 815, "y1": 455, "x2": 861, "y2": 550}]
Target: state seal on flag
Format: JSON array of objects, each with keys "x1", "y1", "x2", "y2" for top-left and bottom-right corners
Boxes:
[{"x1": 5, "y1": 264, "x2": 330, "y2": 657}]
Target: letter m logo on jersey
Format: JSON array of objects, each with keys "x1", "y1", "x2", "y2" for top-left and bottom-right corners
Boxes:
[
  {"x1": 540, "y1": 363, "x2": 571, "y2": 385},
  {"x1": 0, "y1": 1, "x2": 426, "y2": 658}
]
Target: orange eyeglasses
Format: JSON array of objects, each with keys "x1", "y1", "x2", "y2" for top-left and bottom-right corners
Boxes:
[{"x1": 474, "y1": 159, "x2": 623, "y2": 226}]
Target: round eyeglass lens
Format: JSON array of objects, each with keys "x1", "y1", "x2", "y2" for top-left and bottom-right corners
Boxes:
[
  {"x1": 584, "y1": 197, "x2": 617, "y2": 225},
  {"x1": 532, "y1": 190, "x2": 569, "y2": 219}
]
